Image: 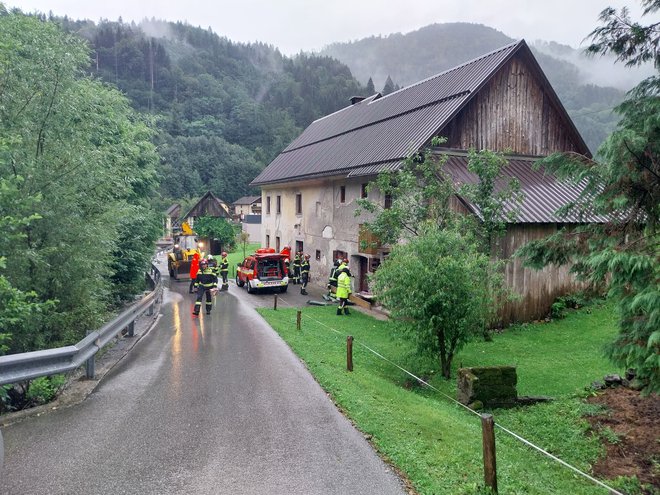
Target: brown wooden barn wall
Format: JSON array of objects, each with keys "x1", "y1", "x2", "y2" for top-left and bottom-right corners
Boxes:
[
  {"x1": 496, "y1": 223, "x2": 588, "y2": 326},
  {"x1": 447, "y1": 199, "x2": 586, "y2": 325},
  {"x1": 442, "y1": 56, "x2": 582, "y2": 155}
]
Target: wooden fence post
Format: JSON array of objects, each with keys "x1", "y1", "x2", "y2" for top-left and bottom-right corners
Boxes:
[
  {"x1": 481, "y1": 413, "x2": 498, "y2": 494},
  {"x1": 273, "y1": 294, "x2": 278, "y2": 310},
  {"x1": 347, "y1": 336, "x2": 353, "y2": 372},
  {"x1": 297, "y1": 310, "x2": 302, "y2": 331}
]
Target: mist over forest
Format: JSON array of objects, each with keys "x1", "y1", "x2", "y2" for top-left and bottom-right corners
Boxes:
[{"x1": 37, "y1": 13, "x2": 642, "y2": 204}]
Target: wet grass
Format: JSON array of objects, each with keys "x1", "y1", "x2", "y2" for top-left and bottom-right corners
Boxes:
[{"x1": 258, "y1": 302, "x2": 621, "y2": 495}]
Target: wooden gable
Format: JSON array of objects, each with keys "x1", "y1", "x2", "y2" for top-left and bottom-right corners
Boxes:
[
  {"x1": 441, "y1": 51, "x2": 589, "y2": 156},
  {"x1": 184, "y1": 191, "x2": 230, "y2": 219}
]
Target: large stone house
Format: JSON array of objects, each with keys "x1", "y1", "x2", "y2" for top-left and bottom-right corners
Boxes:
[{"x1": 251, "y1": 40, "x2": 594, "y2": 324}]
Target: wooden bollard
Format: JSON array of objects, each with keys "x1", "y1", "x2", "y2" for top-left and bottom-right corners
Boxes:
[
  {"x1": 346, "y1": 336, "x2": 354, "y2": 371},
  {"x1": 296, "y1": 310, "x2": 302, "y2": 331},
  {"x1": 481, "y1": 413, "x2": 498, "y2": 494},
  {"x1": 273, "y1": 294, "x2": 278, "y2": 310}
]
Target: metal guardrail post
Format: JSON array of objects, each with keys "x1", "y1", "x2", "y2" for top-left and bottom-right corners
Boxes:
[
  {"x1": 86, "y1": 355, "x2": 95, "y2": 379},
  {"x1": 127, "y1": 322, "x2": 135, "y2": 337}
]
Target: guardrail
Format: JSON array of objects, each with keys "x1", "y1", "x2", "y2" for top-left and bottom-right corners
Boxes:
[{"x1": 0, "y1": 263, "x2": 162, "y2": 387}]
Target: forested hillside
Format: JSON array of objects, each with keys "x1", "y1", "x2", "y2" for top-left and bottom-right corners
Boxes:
[
  {"x1": 48, "y1": 16, "x2": 631, "y2": 199},
  {"x1": 54, "y1": 17, "x2": 368, "y2": 205},
  {"x1": 321, "y1": 23, "x2": 628, "y2": 154}
]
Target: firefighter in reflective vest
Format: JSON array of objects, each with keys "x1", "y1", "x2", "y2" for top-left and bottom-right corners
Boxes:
[
  {"x1": 327, "y1": 258, "x2": 340, "y2": 296},
  {"x1": 336, "y1": 258, "x2": 352, "y2": 278},
  {"x1": 219, "y1": 251, "x2": 229, "y2": 290},
  {"x1": 193, "y1": 259, "x2": 217, "y2": 316},
  {"x1": 300, "y1": 254, "x2": 310, "y2": 295},
  {"x1": 207, "y1": 255, "x2": 218, "y2": 276},
  {"x1": 292, "y1": 251, "x2": 301, "y2": 284},
  {"x1": 336, "y1": 261, "x2": 351, "y2": 315}
]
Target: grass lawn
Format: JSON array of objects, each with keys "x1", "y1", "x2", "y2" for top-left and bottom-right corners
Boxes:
[
  {"x1": 258, "y1": 301, "x2": 626, "y2": 495},
  {"x1": 227, "y1": 242, "x2": 260, "y2": 278}
]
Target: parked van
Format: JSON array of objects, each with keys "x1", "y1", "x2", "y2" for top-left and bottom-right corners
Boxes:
[{"x1": 236, "y1": 248, "x2": 289, "y2": 294}]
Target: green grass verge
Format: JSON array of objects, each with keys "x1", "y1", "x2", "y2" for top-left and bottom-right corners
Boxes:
[
  {"x1": 258, "y1": 302, "x2": 622, "y2": 495},
  {"x1": 227, "y1": 242, "x2": 260, "y2": 278}
]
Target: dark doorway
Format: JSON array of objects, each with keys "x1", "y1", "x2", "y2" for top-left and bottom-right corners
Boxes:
[{"x1": 359, "y1": 256, "x2": 368, "y2": 292}]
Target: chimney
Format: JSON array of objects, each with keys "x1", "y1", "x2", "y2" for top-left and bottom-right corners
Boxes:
[{"x1": 350, "y1": 96, "x2": 366, "y2": 105}]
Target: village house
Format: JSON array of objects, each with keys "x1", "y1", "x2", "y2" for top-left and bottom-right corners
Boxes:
[
  {"x1": 251, "y1": 40, "x2": 594, "y2": 324},
  {"x1": 232, "y1": 195, "x2": 262, "y2": 218},
  {"x1": 179, "y1": 191, "x2": 232, "y2": 255}
]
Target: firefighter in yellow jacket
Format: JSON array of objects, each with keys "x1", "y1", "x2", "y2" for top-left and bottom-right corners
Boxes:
[
  {"x1": 219, "y1": 251, "x2": 229, "y2": 290},
  {"x1": 336, "y1": 260, "x2": 351, "y2": 315}
]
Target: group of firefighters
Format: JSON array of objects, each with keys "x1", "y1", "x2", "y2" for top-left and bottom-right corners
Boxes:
[
  {"x1": 188, "y1": 251, "x2": 229, "y2": 316},
  {"x1": 288, "y1": 251, "x2": 352, "y2": 315},
  {"x1": 287, "y1": 251, "x2": 311, "y2": 295},
  {"x1": 187, "y1": 249, "x2": 353, "y2": 317}
]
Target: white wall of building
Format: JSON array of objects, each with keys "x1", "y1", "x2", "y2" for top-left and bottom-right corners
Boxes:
[{"x1": 260, "y1": 177, "x2": 383, "y2": 290}]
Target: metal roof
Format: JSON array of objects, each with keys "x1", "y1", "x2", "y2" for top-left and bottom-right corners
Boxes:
[
  {"x1": 233, "y1": 195, "x2": 261, "y2": 205},
  {"x1": 253, "y1": 39, "x2": 591, "y2": 187},
  {"x1": 440, "y1": 151, "x2": 606, "y2": 224}
]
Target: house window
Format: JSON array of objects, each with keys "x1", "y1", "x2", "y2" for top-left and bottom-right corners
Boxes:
[
  {"x1": 276, "y1": 195, "x2": 281, "y2": 214},
  {"x1": 340, "y1": 186, "x2": 346, "y2": 203},
  {"x1": 333, "y1": 249, "x2": 348, "y2": 263},
  {"x1": 266, "y1": 196, "x2": 271, "y2": 214},
  {"x1": 296, "y1": 193, "x2": 302, "y2": 215},
  {"x1": 315, "y1": 250, "x2": 321, "y2": 261},
  {"x1": 384, "y1": 193, "x2": 392, "y2": 209},
  {"x1": 295, "y1": 240, "x2": 304, "y2": 254},
  {"x1": 361, "y1": 183, "x2": 368, "y2": 198},
  {"x1": 266, "y1": 235, "x2": 270, "y2": 248},
  {"x1": 276, "y1": 236, "x2": 280, "y2": 252}
]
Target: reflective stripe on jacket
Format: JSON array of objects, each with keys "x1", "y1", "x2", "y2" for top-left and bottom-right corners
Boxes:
[{"x1": 195, "y1": 268, "x2": 218, "y2": 288}]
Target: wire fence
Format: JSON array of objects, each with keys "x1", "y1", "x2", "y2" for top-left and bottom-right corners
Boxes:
[{"x1": 268, "y1": 295, "x2": 624, "y2": 495}]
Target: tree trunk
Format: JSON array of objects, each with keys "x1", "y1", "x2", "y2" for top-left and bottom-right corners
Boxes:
[{"x1": 438, "y1": 328, "x2": 451, "y2": 379}]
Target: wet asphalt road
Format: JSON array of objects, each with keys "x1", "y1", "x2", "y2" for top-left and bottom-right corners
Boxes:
[{"x1": 0, "y1": 260, "x2": 405, "y2": 495}]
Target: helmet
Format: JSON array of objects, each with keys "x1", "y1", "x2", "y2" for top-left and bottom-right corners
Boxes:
[
  {"x1": 207, "y1": 255, "x2": 214, "y2": 260},
  {"x1": 304, "y1": 254, "x2": 310, "y2": 259},
  {"x1": 200, "y1": 259, "x2": 209, "y2": 267},
  {"x1": 222, "y1": 251, "x2": 227, "y2": 257},
  {"x1": 343, "y1": 258, "x2": 349, "y2": 264},
  {"x1": 334, "y1": 259, "x2": 341, "y2": 266}
]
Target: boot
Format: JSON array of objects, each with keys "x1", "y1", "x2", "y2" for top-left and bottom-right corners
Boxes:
[
  {"x1": 344, "y1": 307, "x2": 350, "y2": 315},
  {"x1": 301, "y1": 289, "x2": 308, "y2": 295},
  {"x1": 336, "y1": 308, "x2": 342, "y2": 316}
]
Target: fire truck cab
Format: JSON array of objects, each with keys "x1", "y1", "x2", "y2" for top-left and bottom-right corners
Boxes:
[{"x1": 236, "y1": 248, "x2": 289, "y2": 294}]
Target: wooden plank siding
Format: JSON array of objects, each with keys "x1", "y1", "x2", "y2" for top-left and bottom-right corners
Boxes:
[
  {"x1": 442, "y1": 56, "x2": 582, "y2": 155},
  {"x1": 448, "y1": 198, "x2": 587, "y2": 325},
  {"x1": 496, "y1": 224, "x2": 587, "y2": 326}
]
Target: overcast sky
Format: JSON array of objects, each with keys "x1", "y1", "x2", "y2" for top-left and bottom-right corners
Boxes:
[{"x1": 7, "y1": 0, "x2": 656, "y2": 55}]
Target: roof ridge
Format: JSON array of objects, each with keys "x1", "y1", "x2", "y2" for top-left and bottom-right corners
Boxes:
[{"x1": 375, "y1": 39, "x2": 523, "y2": 99}]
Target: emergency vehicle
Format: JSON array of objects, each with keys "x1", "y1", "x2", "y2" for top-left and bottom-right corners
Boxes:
[{"x1": 236, "y1": 248, "x2": 289, "y2": 293}]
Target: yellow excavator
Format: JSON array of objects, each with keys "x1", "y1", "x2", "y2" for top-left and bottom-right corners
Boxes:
[{"x1": 167, "y1": 221, "x2": 204, "y2": 280}]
